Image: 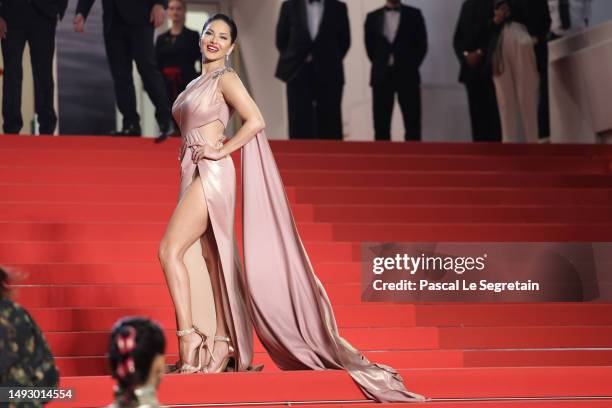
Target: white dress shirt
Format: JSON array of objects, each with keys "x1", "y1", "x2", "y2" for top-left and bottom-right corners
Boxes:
[
  {"x1": 305, "y1": 0, "x2": 325, "y2": 40},
  {"x1": 383, "y1": 8, "x2": 401, "y2": 44},
  {"x1": 383, "y1": 7, "x2": 401, "y2": 65},
  {"x1": 548, "y1": 0, "x2": 593, "y2": 37}
]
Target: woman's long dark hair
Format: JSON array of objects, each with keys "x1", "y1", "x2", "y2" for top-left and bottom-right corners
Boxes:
[
  {"x1": 108, "y1": 317, "x2": 166, "y2": 404},
  {"x1": 201, "y1": 13, "x2": 238, "y2": 44}
]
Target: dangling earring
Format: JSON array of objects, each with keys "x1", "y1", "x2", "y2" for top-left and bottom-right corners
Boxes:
[{"x1": 225, "y1": 54, "x2": 230, "y2": 63}]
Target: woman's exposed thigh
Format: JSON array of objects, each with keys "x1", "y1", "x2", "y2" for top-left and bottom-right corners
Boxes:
[{"x1": 160, "y1": 173, "x2": 210, "y2": 258}]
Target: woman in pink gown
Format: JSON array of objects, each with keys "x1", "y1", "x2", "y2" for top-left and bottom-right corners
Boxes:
[{"x1": 157, "y1": 13, "x2": 426, "y2": 403}]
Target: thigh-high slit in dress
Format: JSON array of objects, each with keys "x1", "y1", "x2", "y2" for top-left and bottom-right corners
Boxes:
[{"x1": 171, "y1": 66, "x2": 426, "y2": 403}]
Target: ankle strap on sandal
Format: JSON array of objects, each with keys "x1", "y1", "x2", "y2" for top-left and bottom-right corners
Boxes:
[
  {"x1": 176, "y1": 326, "x2": 196, "y2": 337},
  {"x1": 214, "y1": 335, "x2": 230, "y2": 342}
]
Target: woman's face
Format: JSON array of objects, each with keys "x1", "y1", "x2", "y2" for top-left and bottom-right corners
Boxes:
[
  {"x1": 168, "y1": 1, "x2": 186, "y2": 25},
  {"x1": 201, "y1": 20, "x2": 234, "y2": 63}
]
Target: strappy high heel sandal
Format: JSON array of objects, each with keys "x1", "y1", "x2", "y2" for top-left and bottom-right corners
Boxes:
[
  {"x1": 175, "y1": 325, "x2": 207, "y2": 373},
  {"x1": 204, "y1": 335, "x2": 236, "y2": 374}
]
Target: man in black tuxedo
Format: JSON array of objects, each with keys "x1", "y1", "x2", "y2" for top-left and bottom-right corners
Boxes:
[
  {"x1": 365, "y1": 0, "x2": 427, "y2": 141},
  {"x1": 74, "y1": 0, "x2": 175, "y2": 140},
  {"x1": 453, "y1": 0, "x2": 501, "y2": 142},
  {"x1": 0, "y1": 0, "x2": 67, "y2": 134},
  {"x1": 275, "y1": 0, "x2": 351, "y2": 140}
]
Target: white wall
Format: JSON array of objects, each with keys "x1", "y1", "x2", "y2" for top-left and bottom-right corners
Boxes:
[
  {"x1": 592, "y1": 0, "x2": 612, "y2": 26},
  {"x1": 231, "y1": 0, "x2": 287, "y2": 140}
]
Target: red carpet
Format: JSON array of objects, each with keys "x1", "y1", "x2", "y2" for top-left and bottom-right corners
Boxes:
[{"x1": 1, "y1": 135, "x2": 612, "y2": 407}]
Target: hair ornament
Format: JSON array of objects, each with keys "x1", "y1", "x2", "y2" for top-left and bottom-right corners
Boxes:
[
  {"x1": 116, "y1": 325, "x2": 137, "y2": 355},
  {"x1": 116, "y1": 356, "x2": 136, "y2": 378}
]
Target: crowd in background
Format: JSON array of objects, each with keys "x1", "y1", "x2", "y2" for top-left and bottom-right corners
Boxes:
[
  {"x1": 0, "y1": 0, "x2": 596, "y2": 143},
  {"x1": 276, "y1": 0, "x2": 592, "y2": 143},
  {"x1": 0, "y1": 0, "x2": 196, "y2": 143}
]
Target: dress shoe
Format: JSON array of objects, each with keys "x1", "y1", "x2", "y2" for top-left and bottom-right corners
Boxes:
[
  {"x1": 110, "y1": 124, "x2": 141, "y2": 137},
  {"x1": 155, "y1": 120, "x2": 178, "y2": 143}
]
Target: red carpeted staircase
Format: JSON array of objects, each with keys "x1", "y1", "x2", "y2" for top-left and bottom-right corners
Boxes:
[{"x1": 1, "y1": 135, "x2": 612, "y2": 407}]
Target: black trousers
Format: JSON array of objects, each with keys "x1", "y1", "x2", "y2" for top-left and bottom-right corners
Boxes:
[
  {"x1": 286, "y1": 62, "x2": 343, "y2": 140},
  {"x1": 372, "y1": 66, "x2": 421, "y2": 141},
  {"x1": 1, "y1": 5, "x2": 57, "y2": 134},
  {"x1": 465, "y1": 78, "x2": 502, "y2": 142},
  {"x1": 103, "y1": 20, "x2": 171, "y2": 128}
]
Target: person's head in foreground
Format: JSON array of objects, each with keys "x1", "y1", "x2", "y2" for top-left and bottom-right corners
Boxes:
[
  {"x1": 107, "y1": 317, "x2": 166, "y2": 408},
  {"x1": 0, "y1": 266, "x2": 28, "y2": 300},
  {"x1": 0, "y1": 265, "x2": 10, "y2": 300},
  {"x1": 200, "y1": 13, "x2": 238, "y2": 64},
  {"x1": 0, "y1": 266, "x2": 60, "y2": 404}
]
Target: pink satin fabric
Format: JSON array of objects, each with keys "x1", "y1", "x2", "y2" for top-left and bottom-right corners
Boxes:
[
  {"x1": 173, "y1": 66, "x2": 254, "y2": 372},
  {"x1": 172, "y1": 66, "x2": 426, "y2": 403}
]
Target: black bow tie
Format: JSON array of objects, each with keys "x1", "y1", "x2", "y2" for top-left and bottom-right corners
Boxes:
[
  {"x1": 309, "y1": 0, "x2": 321, "y2": 3},
  {"x1": 384, "y1": 6, "x2": 400, "y2": 12}
]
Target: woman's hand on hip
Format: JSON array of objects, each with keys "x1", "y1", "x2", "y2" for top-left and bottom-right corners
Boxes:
[{"x1": 192, "y1": 144, "x2": 226, "y2": 163}]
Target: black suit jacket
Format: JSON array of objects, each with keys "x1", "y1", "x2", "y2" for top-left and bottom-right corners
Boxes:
[
  {"x1": 0, "y1": 0, "x2": 68, "y2": 23},
  {"x1": 275, "y1": 0, "x2": 351, "y2": 84},
  {"x1": 76, "y1": 0, "x2": 167, "y2": 32},
  {"x1": 453, "y1": 0, "x2": 495, "y2": 83},
  {"x1": 364, "y1": 5, "x2": 427, "y2": 87}
]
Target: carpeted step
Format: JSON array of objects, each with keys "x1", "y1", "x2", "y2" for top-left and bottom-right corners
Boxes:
[
  {"x1": 3, "y1": 167, "x2": 612, "y2": 188},
  {"x1": 54, "y1": 349, "x2": 612, "y2": 376},
  {"x1": 3, "y1": 184, "x2": 611, "y2": 206},
  {"x1": 41, "y1": 326, "x2": 612, "y2": 357},
  {"x1": 47, "y1": 366, "x2": 612, "y2": 407},
  {"x1": 20, "y1": 304, "x2": 612, "y2": 331}
]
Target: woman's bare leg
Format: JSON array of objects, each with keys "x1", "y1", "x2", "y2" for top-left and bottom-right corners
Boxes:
[
  {"x1": 158, "y1": 173, "x2": 210, "y2": 368},
  {"x1": 201, "y1": 226, "x2": 230, "y2": 336},
  {"x1": 200, "y1": 223, "x2": 232, "y2": 370}
]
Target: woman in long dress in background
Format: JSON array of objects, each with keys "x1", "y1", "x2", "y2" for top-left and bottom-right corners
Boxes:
[{"x1": 157, "y1": 13, "x2": 427, "y2": 403}]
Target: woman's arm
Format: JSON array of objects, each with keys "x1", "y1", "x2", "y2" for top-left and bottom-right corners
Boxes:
[{"x1": 218, "y1": 72, "x2": 266, "y2": 156}]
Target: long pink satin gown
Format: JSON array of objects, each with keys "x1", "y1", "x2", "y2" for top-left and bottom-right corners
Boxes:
[{"x1": 172, "y1": 65, "x2": 425, "y2": 403}]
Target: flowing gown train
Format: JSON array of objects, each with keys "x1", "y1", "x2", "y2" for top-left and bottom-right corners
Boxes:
[{"x1": 171, "y1": 65, "x2": 425, "y2": 403}]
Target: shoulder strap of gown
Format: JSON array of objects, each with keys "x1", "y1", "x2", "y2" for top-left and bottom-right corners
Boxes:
[{"x1": 212, "y1": 66, "x2": 236, "y2": 80}]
